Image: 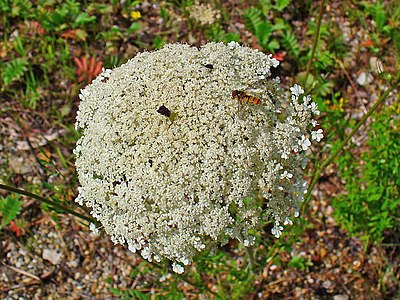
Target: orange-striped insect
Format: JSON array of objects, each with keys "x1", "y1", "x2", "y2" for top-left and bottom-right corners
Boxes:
[{"x1": 232, "y1": 90, "x2": 262, "y2": 106}]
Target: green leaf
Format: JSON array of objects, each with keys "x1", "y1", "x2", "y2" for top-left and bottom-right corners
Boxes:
[
  {"x1": 3, "y1": 58, "x2": 28, "y2": 86},
  {"x1": 274, "y1": 0, "x2": 291, "y2": 12},
  {"x1": 281, "y1": 30, "x2": 299, "y2": 58},
  {"x1": 74, "y1": 12, "x2": 96, "y2": 25},
  {"x1": 87, "y1": 3, "x2": 113, "y2": 14},
  {"x1": 129, "y1": 0, "x2": 141, "y2": 7},
  {"x1": 225, "y1": 32, "x2": 239, "y2": 42},
  {"x1": 368, "y1": 193, "x2": 382, "y2": 202},
  {"x1": 259, "y1": 0, "x2": 272, "y2": 16},
  {"x1": 374, "y1": 4, "x2": 387, "y2": 32},
  {"x1": 267, "y1": 39, "x2": 280, "y2": 52},
  {"x1": 0, "y1": 195, "x2": 22, "y2": 229},
  {"x1": 153, "y1": 36, "x2": 166, "y2": 49},
  {"x1": 127, "y1": 22, "x2": 141, "y2": 34},
  {"x1": 160, "y1": 7, "x2": 169, "y2": 22},
  {"x1": 256, "y1": 21, "x2": 272, "y2": 47},
  {"x1": 331, "y1": 104, "x2": 400, "y2": 245},
  {"x1": 75, "y1": 29, "x2": 88, "y2": 41},
  {"x1": 244, "y1": 7, "x2": 263, "y2": 35},
  {"x1": 271, "y1": 21, "x2": 289, "y2": 31},
  {"x1": 11, "y1": 0, "x2": 32, "y2": 18},
  {"x1": 378, "y1": 71, "x2": 392, "y2": 81}
]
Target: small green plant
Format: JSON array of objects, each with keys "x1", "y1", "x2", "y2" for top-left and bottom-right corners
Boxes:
[
  {"x1": 205, "y1": 25, "x2": 239, "y2": 43},
  {"x1": 104, "y1": 55, "x2": 123, "y2": 69},
  {"x1": 349, "y1": 1, "x2": 399, "y2": 57},
  {"x1": 96, "y1": 26, "x2": 124, "y2": 42},
  {"x1": 288, "y1": 255, "x2": 312, "y2": 271},
  {"x1": 153, "y1": 36, "x2": 166, "y2": 49},
  {"x1": 2, "y1": 57, "x2": 28, "y2": 86},
  {"x1": 110, "y1": 288, "x2": 152, "y2": 300},
  {"x1": 243, "y1": 6, "x2": 287, "y2": 54},
  {"x1": 332, "y1": 104, "x2": 400, "y2": 245},
  {"x1": 298, "y1": 17, "x2": 344, "y2": 98},
  {"x1": 36, "y1": 0, "x2": 96, "y2": 33},
  {"x1": 10, "y1": 0, "x2": 33, "y2": 19},
  {"x1": 0, "y1": 194, "x2": 22, "y2": 230},
  {"x1": 259, "y1": 0, "x2": 292, "y2": 13}
]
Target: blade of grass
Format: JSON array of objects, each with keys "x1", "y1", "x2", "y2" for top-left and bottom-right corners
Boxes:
[{"x1": 0, "y1": 183, "x2": 95, "y2": 224}]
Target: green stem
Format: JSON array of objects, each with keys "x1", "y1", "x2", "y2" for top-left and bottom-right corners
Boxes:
[
  {"x1": 146, "y1": 260, "x2": 219, "y2": 297},
  {"x1": 302, "y1": 71, "x2": 400, "y2": 214},
  {"x1": 0, "y1": 183, "x2": 95, "y2": 224},
  {"x1": 304, "y1": 0, "x2": 325, "y2": 87},
  {"x1": 245, "y1": 246, "x2": 256, "y2": 273}
]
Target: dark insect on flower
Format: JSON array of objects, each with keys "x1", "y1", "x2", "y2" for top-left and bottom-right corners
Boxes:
[
  {"x1": 157, "y1": 105, "x2": 171, "y2": 117},
  {"x1": 232, "y1": 90, "x2": 262, "y2": 105},
  {"x1": 204, "y1": 64, "x2": 213, "y2": 69}
]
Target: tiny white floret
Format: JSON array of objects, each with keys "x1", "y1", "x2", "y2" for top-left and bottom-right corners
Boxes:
[{"x1": 172, "y1": 262, "x2": 185, "y2": 274}]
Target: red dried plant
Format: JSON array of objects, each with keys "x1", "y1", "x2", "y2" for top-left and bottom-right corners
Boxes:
[{"x1": 73, "y1": 56, "x2": 103, "y2": 83}]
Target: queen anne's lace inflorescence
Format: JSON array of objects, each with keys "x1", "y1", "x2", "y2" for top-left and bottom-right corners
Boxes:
[{"x1": 74, "y1": 42, "x2": 322, "y2": 273}]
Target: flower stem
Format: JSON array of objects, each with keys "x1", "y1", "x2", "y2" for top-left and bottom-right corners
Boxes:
[
  {"x1": 304, "y1": 0, "x2": 325, "y2": 87},
  {"x1": 302, "y1": 71, "x2": 400, "y2": 214},
  {"x1": 245, "y1": 245, "x2": 256, "y2": 273},
  {"x1": 0, "y1": 183, "x2": 95, "y2": 224}
]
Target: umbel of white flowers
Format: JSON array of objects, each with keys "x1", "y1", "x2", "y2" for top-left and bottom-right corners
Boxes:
[{"x1": 74, "y1": 42, "x2": 322, "y2": 274}]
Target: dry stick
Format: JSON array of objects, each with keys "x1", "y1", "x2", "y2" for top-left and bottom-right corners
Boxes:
[
  {"x1": 179, "y1": 272, "x2": 219, "y2": 297},
  {"x1": 0, "y1": 183, "x2": 95, "y2": 224},
  {"x1": 304, "y1": 0, "x2": 325, "y2": 87},
  {"x1": 0, "y1": 261, "x2": 41, "y2": 280},
  {"x1": 301, "y1": 71, "x2": 400, "y2": 215},
  {"x1": 336, "y1": 58, "x2": 367, "y2": 114}
]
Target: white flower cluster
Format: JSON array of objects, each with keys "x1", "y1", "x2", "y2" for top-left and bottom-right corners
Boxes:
[
  {"x1": 187, "y1": 1, "x2": 220, "y2": 26},
  {"x1": 74, "y1": 42, "x2": 322, "y2": 273}
]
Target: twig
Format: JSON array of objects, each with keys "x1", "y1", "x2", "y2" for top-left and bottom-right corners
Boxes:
[
  {"x1": 252, "y1": 247, "x2": 280, "y2": 297},
  {"x1": 336, "y1": 58, "x2": 367, "y2": 114},
  {"x1": 0, "y1": 261, "x2": 41, "y2": 280},
  {"x1": 0, "y1": 280, "x2": 41, "y2": 293}
]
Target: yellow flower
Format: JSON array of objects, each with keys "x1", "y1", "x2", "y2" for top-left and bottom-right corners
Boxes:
[{"x1": 131, "y1": 10, "x2": 141, "y2": 20}]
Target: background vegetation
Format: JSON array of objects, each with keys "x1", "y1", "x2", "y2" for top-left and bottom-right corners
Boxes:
[{"x1": 0, "y1": 0, "x2": 399, "y2": 298}]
